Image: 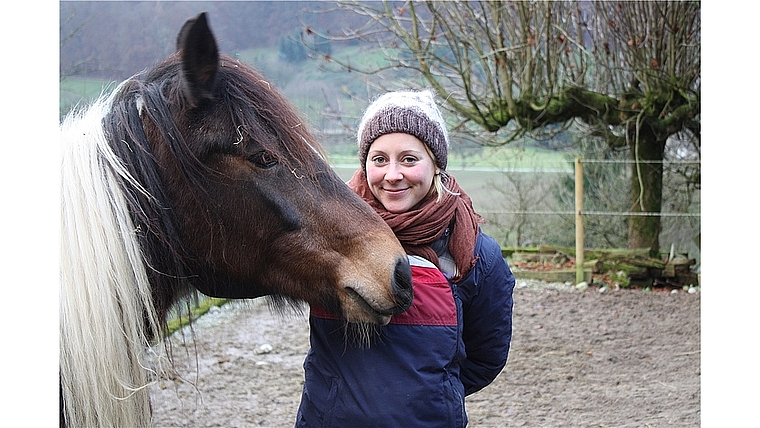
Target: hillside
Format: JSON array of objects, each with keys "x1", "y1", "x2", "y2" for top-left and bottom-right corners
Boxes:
[{"x1": 60, "y1": 1, "x2": 366, "y2": 81}]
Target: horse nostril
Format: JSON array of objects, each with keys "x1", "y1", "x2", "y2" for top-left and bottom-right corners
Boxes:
[{"x1": 390, "y1": 256, "x2": 413, "y2": 314}]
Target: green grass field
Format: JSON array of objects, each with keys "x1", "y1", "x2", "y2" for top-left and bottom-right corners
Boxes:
[{"x1": 60, "y1": 78, "x2": 122, "y2": 117}]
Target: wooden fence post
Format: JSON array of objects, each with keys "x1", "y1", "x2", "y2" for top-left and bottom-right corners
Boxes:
[{"x1": 575, "y1": 157, "x2": 584, "y2": 284}]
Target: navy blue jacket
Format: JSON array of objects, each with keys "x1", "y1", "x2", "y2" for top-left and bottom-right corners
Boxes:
[{"x1": 295, "y1": 232, "x2": 515, "y2": 427}]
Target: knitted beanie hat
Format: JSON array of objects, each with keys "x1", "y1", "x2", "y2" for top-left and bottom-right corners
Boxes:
[{"x1": 357, "y1": 89, "x2": 449, "y2": 171}]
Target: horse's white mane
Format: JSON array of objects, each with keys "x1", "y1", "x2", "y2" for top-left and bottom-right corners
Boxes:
[{"x1": 60, "y1": 90, "x2": 164, "y2": 427}]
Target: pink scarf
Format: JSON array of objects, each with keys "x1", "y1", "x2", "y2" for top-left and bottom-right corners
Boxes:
[{"x1": 348, "y1": 169, "x2": 483, "y2": 282}]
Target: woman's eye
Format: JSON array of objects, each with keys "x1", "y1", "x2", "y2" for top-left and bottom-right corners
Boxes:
[
  {"x1": 371, "y1": 156, "x2": 387, "y2": 165},
  {"x1": 249, "y1": 151, "x2": 278, "y2": 169},
  {"x1": 401, "y1": 156, "x2": 418, "y2": 164}
]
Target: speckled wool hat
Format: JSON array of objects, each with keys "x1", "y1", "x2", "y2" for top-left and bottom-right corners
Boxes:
[{"x1": 357, "y1": 89, "x2": 449, "y2": 170}]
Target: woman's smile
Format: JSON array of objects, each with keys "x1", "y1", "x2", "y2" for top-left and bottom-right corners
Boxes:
[{"x1": 382, "y1": 186, "x2": 409, "y2": 195}]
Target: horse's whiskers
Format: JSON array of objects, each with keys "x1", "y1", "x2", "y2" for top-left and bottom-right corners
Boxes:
[{"x1": 343, "y1": 322, "x2": 382, "y2": 349}]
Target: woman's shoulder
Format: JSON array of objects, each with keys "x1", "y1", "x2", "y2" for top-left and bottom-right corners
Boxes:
[
  {"x1": 473, "y1": 230, "x2": 514, "y2": 280},
  {"x1": 457, "y1": 230, "x2": 514, "y2": 311},
  {"x1": 474, "y1": 229, "x2": 502, "y2": 259}
]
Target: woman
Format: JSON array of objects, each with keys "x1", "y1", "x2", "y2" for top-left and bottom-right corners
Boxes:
[{"x1": 296, "y1": 90, "x2": 515, "y2": 427}]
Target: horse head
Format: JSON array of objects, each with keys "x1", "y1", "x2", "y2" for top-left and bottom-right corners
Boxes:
[{"x1": 108, "y1": 13, "x2": 413, "y2": 324}]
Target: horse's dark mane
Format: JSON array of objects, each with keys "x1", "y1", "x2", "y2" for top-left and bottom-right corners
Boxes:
[{"x1": 102, "y1": 76, "x2": 192, "y2": 320}]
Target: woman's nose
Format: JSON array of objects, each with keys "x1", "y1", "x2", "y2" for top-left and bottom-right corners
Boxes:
[{"x1": 384, "y1": 162, "x2": 403, "y2": 182}]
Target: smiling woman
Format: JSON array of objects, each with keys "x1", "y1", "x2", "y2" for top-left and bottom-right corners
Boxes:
[{"x1": 296, "y1": 89, "x2": 516, "y2": 427}]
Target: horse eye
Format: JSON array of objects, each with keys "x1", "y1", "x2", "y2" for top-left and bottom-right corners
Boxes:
[{"x1": 249, "y1": 151, "x2": 278, "y2": 169}]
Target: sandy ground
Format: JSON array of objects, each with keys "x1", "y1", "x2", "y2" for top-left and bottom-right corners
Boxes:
[{"x1": 149, "y1": 282, "x2": 700, "y2": 427}]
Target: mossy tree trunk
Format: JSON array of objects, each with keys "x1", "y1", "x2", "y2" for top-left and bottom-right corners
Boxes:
[{"x1": 627, "y1": 132, "x2": 665, "y2": 255}]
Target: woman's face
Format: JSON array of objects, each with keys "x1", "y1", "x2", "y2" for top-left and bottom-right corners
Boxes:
[{"x1": 365, "y1": 133, "x2": 438, "y2": 213}]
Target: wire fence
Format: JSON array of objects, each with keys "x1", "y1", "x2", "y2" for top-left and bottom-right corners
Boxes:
[{"x1": 473, "y1": 157, "x2": 701, "y2": 269}]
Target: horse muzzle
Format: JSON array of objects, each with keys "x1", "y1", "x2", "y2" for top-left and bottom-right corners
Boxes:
[{"x1": 341, "y1": 256, "x2": 413, "y2": 325}]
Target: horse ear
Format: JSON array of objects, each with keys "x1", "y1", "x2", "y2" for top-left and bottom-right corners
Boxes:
[{"x1": 176, "y1": 12, "x2": 219, "y2": 107}]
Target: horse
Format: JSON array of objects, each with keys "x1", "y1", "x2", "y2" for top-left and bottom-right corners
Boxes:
[{"x1": 59, "y1": 12, "x2": 413, "y2": 427}]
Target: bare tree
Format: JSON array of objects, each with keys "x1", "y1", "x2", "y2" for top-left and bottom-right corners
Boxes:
[{"x1": 309, "y1": 0, "x2": 700, "y2": 255}]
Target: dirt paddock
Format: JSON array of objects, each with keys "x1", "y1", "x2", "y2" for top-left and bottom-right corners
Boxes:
[{"x1": 149, "y1": 283, "x2": 700, "y2": 427}]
